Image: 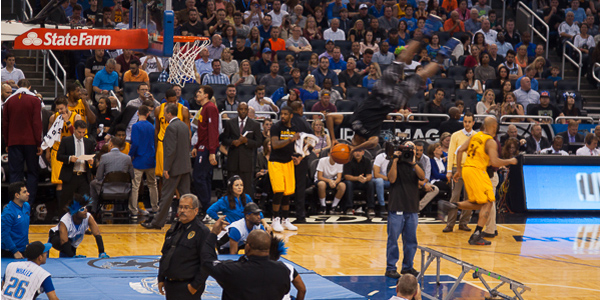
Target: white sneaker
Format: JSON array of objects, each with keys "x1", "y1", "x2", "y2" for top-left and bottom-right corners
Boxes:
[
  {"x1": 139, "y1": 209, "x2": 149, "y2": 216},
  {"x1": 282, "y1": 218, "x2": 298, "y2": 231},
  {"x1": 355, "y1": 207, "x2": 364, "y2": 214},
  {"x1": 272, "y1": 217, "x2": 284, "y2": 232}
]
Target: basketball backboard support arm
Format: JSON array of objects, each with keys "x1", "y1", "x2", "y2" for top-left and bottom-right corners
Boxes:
[{"x1": 132, "y1": 0, "x2": 174, "y2": 57}]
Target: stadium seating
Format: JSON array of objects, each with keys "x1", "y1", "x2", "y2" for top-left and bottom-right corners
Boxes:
[
  {"x1": 346, "y1": 87, "x2": 369, "y2": 103},
  {"x1": 335, "y1": 100, "x2": 357, "y2": 112},
  {"x1": 237, "y1": 85, "x2": 257, "y2": 102}
]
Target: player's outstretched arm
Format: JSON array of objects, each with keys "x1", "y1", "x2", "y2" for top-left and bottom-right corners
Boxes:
[
  {"x1": 416, "y1": 62, "x2": 440, "y2": 82},
  {"x1": 486, "y1": 139, "x2": 518, "y2": 167}
]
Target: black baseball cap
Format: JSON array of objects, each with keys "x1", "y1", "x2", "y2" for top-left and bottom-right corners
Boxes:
[
  {"x1": 24, "y1": 241, "x2": 52, "y2": 260},
  {"x1": 244, "y1": 202, "x2": 262, "y2": 214}
]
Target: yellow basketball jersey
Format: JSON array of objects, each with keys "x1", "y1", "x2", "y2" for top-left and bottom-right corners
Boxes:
[
  {"x1": 464, "y1": 131, "x2": 492, "y2": 171},
  {"x1": 157, "y1": 102, "x2": 184, "y2": 141},
  {"x1": 68, "y1": 99, "x2": 87, "y2": 123},
  {"x1": 52, "y1": 111, "x2": 78, "y2": 150}
]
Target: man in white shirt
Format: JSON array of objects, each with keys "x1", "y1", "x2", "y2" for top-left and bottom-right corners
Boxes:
[
  {"x1": 558, "y1": 12, "x2": 580, "y2": 45},
  {"x1": 140, "y1": 55, "x2": 163, "y2": 73},
  {"x1": 267, "y1": 0, "x2": 289, "y2": 27},
  {"x1": 474, "y1": 19, "x2": 497, "y2": 45},
  {"x1": 314, "y1": 153, "x2": 346, "y2": 214},
  {"x1": 247, "y1": 85, "x2": 279, "y2": 118},
  {"x1": 495, "y1": 32, "x2": 513, "y2": 57},
  {"x1": 372, "y1": 152, "x2": 390, "y2": 215},
  {"x1": 576, "y1": 134, "x2": 600, "y2": 156},
  {"x1": 541, "y1": 135, "x2": 569, "y2": 155},
  {"x1": 323, "y1": 18, "x2": 346, "y2": 41},
  {"x1": 372, "y1": 41, "x2": 395, "y2": 65},
  {"x1": 1, "y1": 53, "x2": 25, "y2": 89}
]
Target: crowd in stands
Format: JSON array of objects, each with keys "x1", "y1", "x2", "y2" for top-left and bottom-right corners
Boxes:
[{"x1": 2, "y1": 0, "x2": 600, "y2": 222}]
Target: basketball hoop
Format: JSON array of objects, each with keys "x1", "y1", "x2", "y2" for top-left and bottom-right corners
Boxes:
[{"x1": 165, "y1": 36, "x2": 210, "y2": 88}]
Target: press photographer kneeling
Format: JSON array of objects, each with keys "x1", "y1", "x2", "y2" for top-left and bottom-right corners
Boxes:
[{"x1": 384, "y1": 141, "x2": 426, "y2": 279}]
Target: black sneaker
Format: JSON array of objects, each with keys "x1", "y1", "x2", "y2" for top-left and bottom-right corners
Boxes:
[
  {"x1": 437, "y1": 200, "x2": 457, "y2": 220},
  {"x1": 468, "y1": 234, "x2": 492, "y2": 245},
  {"x1": 401, "y1": 268, "x2": 420, "y2": 277},
  {"x1": 481, "y1": 230, "x2": 498, "y2": 238},
  {"x1": 295, "y1": 217, "x2": 307, "y2": 223},
  {"x1": 318, "y1": 206, "x2": 326, "y2": 215},
  {"x1": 385, "y1": 270, "x2": 401, "y2": 279}
]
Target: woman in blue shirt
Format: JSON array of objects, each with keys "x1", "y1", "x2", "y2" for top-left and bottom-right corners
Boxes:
[
  {"x1": 428, "y1": 142, "x2": 450, "y2": 193},
  {"x1": 207, "y1": 176, "x2": 261, "y2": 224},
  {"x1": 362, "y1": 62, "x2": 381, "y2": 92},
  {"x1": 299, "y1": 74, "x2": 320, "y2": 103}
]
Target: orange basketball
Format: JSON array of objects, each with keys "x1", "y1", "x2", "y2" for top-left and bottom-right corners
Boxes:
[{"x1": 331, "y1": 144, "x2": 352, "y2": 164}]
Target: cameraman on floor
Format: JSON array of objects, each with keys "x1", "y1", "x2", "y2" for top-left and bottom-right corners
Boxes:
[{"x1": 384, "y1": 141, "x2": 425, "y2": 279}]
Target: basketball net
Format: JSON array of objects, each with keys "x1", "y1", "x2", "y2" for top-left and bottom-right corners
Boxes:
[{"x1": 167, "y1": 38, "x2": 210, "y2": 87}]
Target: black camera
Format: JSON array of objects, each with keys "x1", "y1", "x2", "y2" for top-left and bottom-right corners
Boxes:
[{"x1": 383, "y1": 133, "x2": 414, "y2": 163}]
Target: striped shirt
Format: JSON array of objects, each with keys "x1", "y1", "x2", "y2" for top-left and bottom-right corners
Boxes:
[{"x1": 202, "y1": 73, "x2": 231, "y2": 85}]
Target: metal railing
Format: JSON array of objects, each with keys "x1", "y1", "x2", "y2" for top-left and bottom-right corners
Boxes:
[
  {"x1": 383, "y1": 113, "x2": 405, "y2": 122},
  {"x1": 42, "y1": 50, "x2": 67, "y2": 96},
  {"x1": 490, "y1": 0, "x2": 507, "y2": 28},
  {"x1": 562, "y1": 41, "x2": 582, "y2": 91},
  {"x1": 219, "y1": 110, "x2": 279, "y2": 120},
  {"x1": 555, "y1": 116, "x2": 594, "y2": 124},
  {"x1": 500, "y1": 114, "x2": 553, "y2": 123},
  {"x1": 517, "y1": 1, "x2": 549, "y2": 59},
  {"x1": 303, "y1": 112, "x2": 326, "y2": 121},
  {"x1": 22, "y1": 0, "x2": 33, "y2": 20},
  {"x1": 406, "y1": 113, "x2": 450, "y2": 122},
  {"x1": 593, "y1": 63, "x2": 600, "y2": 84}
]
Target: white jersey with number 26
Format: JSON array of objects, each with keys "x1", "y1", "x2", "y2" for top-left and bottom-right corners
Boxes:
[{"x1": 2, "y1": 261, "x2": 51, "y2": 300}]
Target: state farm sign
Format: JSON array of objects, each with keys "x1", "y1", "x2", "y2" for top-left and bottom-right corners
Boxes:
[{"x1": 14, "y1": 28, "x2": 149, "y2": 50}]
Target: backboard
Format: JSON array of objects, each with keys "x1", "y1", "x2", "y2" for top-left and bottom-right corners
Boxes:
[{"x1": 131, "y1": 0, "x2": 174, "y2": 57}]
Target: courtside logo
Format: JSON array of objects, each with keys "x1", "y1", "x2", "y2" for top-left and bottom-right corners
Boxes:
[
  {"x1": 576, "y1": 172, "x2": 600, "y2": 202},
  {"x1": 14, "y1": 28, "x2": 148, "y2": 50}
]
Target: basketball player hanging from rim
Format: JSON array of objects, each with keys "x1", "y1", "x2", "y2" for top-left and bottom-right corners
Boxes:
[
  {"x1": 326, "y1": 41, "x2": 440, "y2": 152},
  {"x1": 438, "y1": 117, "x2": 517, "y2": 245}
]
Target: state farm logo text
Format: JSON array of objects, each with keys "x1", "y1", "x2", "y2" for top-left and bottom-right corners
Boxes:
[{"x1": 23, "y1": 32, "x2": 112, "y2": 47}]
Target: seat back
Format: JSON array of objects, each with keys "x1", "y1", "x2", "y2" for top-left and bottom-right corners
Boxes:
[
  {"x1": 455, "y1": 89, "x2": 478, "y2": 112},
  {"x1": 305, "y1": 99, "x2": 319, "y2": 111},
  {"x1": 123, "y1": 82, "x2": 140, "y2": 105},
  {"x1": 182, "y1": 83, "x2": 201, "y2": 102},
  {"x1": 150, "y1": 82, "x2": 172, "y2": 102},
  {"x1": 447, "y1": 66, "x2": 466, "y2": 82},
  {"x1": 336, "y1": 100, "x2": 357, "y2": 112},
  {"x1": 148, "y1": 72, "x2": 161, "y2": 83},
  {"x1": 237, "y1": 85, "x2": 257, "y2": 103},
  {"x1": 101, "y1": 171, "x2": 132, "y2": 200},
  {"x1": 347, "y1": 87, "x2": 369, "y2": 103},
  {"x1": 537, "y1": 79, "x2": 555, "y2": 92}
]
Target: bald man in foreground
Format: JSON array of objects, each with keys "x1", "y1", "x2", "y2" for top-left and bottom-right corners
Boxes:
[
  {"x1": 439, "y1": 117, "x2": 517, "y2": 245},
  {"x1": 389, "y1": 274, "x2": 421, "y2": 300},
  {"x1": 201, "y1": 217, "x2": 291, "y2": 299}
]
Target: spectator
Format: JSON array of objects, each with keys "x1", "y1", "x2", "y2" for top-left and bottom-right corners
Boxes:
[
  {"x1": 585, "y1": 14, "x2": 598, "y2": 36},
  {"x1": 268, "y1": 0, "x2": 289, "y2": 26},
  {"x1": 379, "y1": 6, "x2": 399, "y2": 32},
  {"x1": 558, "y1": 120, "x2": 585, "y2": 152},
  {"x1": 362, "y1": 62, "x2": 381, "y2": 92},
  {"x1": 425, "y1": 88, "x2": 448, "y2": 119},
  {"x1": 515, "y1": 31, "x2": 536, "y2": 58},
  {"x1": 83, "y1": 0, "x2": 99, "y2": 25},
  {"x1": 286, "y1": 25, "x2": 312, "y2": 53},
  {"x1": 474, "y1": 52, "x2": 496, "y2": 82},
  {"x1": 500, "y1": 92, "x2": 525, "y2": 122},
  {"x1": 222, "y1": 24, "x2": 237, "y2": 49},
  {"x1": 400, "y1": 5, "x2": 417, "y2": 32},
  {"x1": 47, "y1": 0, "x2": 69, "y2": 24},
  {"x1": 95, "y1": 96, "x2": 114, "y2": 142},
  {"x1": 414, "y1": 141, "x2": 439, "y2": 212},
  {"x1": 428, "y1": 142, "x2": 451, "y2": 195},
  {"x1": 369, "y1": 17, "x2": 387, "y2": 41},
  {"x1": 523, "y1": 124, "x2": 551, "y2": 154},
  {"x1": 488, "y1": 66, "x2": 510, "y2": 90},
  {"x1": 559, "y1": 12, "x2": 580, "y2": 46},
  {"x1": 338, "y1": 58, "x2": 363, "y2": 95},
  {"x1": 547, "y1": 65, "x2": 563, "y2": 86},
  {"x1": 495, "y1": 32, "x2": 513, "y2": 58},
  {"x1": 176, "y1": 0, "x2": 196, "y2": 23},
  {"x1": 313, "y1": 56, "x2": 340, "y2": 87},
  {"x1": 232, "y1": 59, "x2": 257, "y2": 86},
  {"x1": 504, "y1": 18, "x2": 521, "y2": 46},
  {"x1": 126, "y1": 82, "x2": 161, "y2": 108},
  {"x1": 194, "y1": 48, "x2": 214, "y2": 76},
  {"x1": 426, "y1": 34, "x2": 442, "y2": 59},
  {"x1": 115, "y1": 8, "x2": 130, "y2": 29},
  {"x1": 475, "y1": 19, "x2": 497, "y2": 46},
  {"x1": 315, "y1": 153, "x2": 346, "y2": 214},
  {"x1": 140, "y1": 55, "x2": 163, "y2": 74},
  {"x1": 454, "y1": 0, "x2": 469, "y2": 21},
  {"x1": 291, "y1": 5, "x2": 307, "y2": 28},
  {"x1": 372, "y1": 151, "x2": 390, "y2": 216},
  {"x1": 562, "y1": 91, "x2": 582, "y2": 117},
  {"x1": 91, "y1": 59, "x2": 120, "y2": 102},
  {"x1": 463, "y1": 44, "x2": 481, "y2": 68},
  {"x1": 220, "y1": 49, "x2": 239, "y2": 78},
  {"x1": 244, "y1": 1, "x2": 265, "y2": 27},
  {"x1": 1, "y1": 182, "x2": 30, "y2": 258},
  {"x1": 68, "y1": 4, "x2": 86, "y2": 25},
  {"x1": 182, "y1": 8, "x2": 209, "y2": 36},
  {"x1": 202, "y1": 60, "x2": 231, "y2": 85},
  {"x1": 387, "y1": 28, "x2": 406, "y2": 53},
  {"x1": 322, "y1": 18, "x2": 345, "y2": 41},
  {"x1": 329, "y1": 47, "x2": 347, "y2": 74},
  {"x1": 300, "y1": 74, "x2": 321, "y2": 103},
  {"x1": 1, "y1": 53, "x2": 25, "y2": 89},
  {"x1": 343, "y1": 148, "x2": 376, "y2": 217},
  {"x1": 208, "y1": 176, "x2": 260, "y2": 224},
  {"x1": 287, "y1": 69, "x2": 304, "y2": 90},
  {"x1": 515, "y1": 65, "x2": 540, "y2": 91},
  {"x1": 541, "y1": 135, "x2": 569, "y2": 155},
  {"x1": 514, "y1": 76, "x2": 540, "y2": 111},
  {"x1": 474, "y1": 0, "x2": 492, "y2": 16},
  {"x1": 207, "y1": 34, "x2": 226, "y2": 60},
  {"x1": 444, "y1": 10, "x2": 465, "y2": 34},
  {"x1": 248, "y1": 85, "x2": 280, "y2": 117},
  {"x1": 311, "y1": 90, "x2": 337, "y2": 119},
  {"x1": 128, "y1": 105, "x2": 159, "y2": 216},
  {"x1": 472, "y1": 32, "x2": 488, "y2": 53},
  {"x1": 477, "y1": 89, "x2": 499, "y2": 115},
  {"x1": 360, "y1": 31, "x2": 380, "y2": 54},
  {"x1": 531, "y1": 56, "x2": 547, "y2": 79},
  {"x1": 252, "y1": 48, "x2": 273, "y2": 75},
  {"x1": 233, "y1": 12, "x2": 250, "y2": 38},
  {"x1": 2, "y1": 81, "x2": 42, "y2": 207},
  {"x1": 232, "y1": 37, "x2": 254, "y2": 61},
  {"x1": 269, "y1": 27, "x2": 287, "y2": 52},
  {"x1": 115, "y1": 49, "x2": 138, "y2": 78},
  {"x1": 218, "y1": 84, "x2": 240, "y2": 119},
  {"x1": 209, "y1": 9, "x2": 228, "y2": 35},
  {"x1": 464, "y1": 8, "x2": 481, "y2": 33},
  {"x1": 303, "y1": 16, "x2": 324, "y2": 41},
  {"x1": 259, "y1": 62, "x2": 287, "y2": 87},
  {"x1": 385, "y1": 140, "x2": 423, "y2": 279},
  {"x1": 440, "y1": 107, "x2": 464, "y2": 134},
  {"x1": 500, "y1": 124, "x2": 525, "y2": 146},
  {"x1": 356, "y1": 49, "x2": 374, "y2": 73},
  {"x1": 123, "y1": 59, "x2": 150, "y2": 84},
  {"x1": 500, "y1": 50, "x2": 523, "y2": 80},
  {"x1": 83, "y1": 49, "x2": 107, "y2": 100},
  {"x1": 460, "y1": 68, "x2": 484, "y2": 95},
  {"x1": 89, "y1": 136, "x2": 134, "y2": 213},
  {"x1": 576, "y1": 134, "x2": 600, "y2": 156},
  {"x1": 566, "y1": 0, "x2": 586, "y2": 24},
  {"x1": 574, "y1": 23, "x2": 595, "y2": 76},
  {"x1": 515, "y1": 45, "x2": 529, "y2": 69}
]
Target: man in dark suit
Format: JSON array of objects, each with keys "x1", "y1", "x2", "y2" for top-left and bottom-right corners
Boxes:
[
  {"x1": 89, "y1": 136, "x2": 134, "y2": 214},
  {"x1": 558, "y1": 120, "x2": 585, "y2": 151},
  {"x1": 524, "y1": 124, "x2": 551, "y2": 154},
  {"x1": 108, "y1": 99, "x2": 156, "y2": 141},
  {"x1": 439, "y1": 107, "x2": 464, "y2": 135},
  {"x1": 221, "y1": 103, "x2": 262, "y2": 196},
  {"x1": 56, "y1": 120, "x2": 96, "y2": 210},
  {"x1": 142, "y1": 103, "x2": 192, "y2": 229}
]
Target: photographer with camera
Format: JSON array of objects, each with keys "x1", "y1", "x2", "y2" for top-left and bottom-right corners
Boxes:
[{"x1": 384, "y1": 141, "x2": 425, "y2": 279}]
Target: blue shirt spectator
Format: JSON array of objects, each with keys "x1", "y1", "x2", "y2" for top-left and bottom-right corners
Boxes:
[
  {"x1": 400, "y1": 17, "x2": 417, "y2": 32},
  {"x1": 465, "y1": 18, "x2": 481, "y2": 34},
  {"x1": 129, "y1": 119, "x2": 156, "y2": 170},
  {"x1": 92, "y1": 66, "x2": 119, "y2": 92},
  {"x1": 207, "y1": 194, "x2": 263, "y2": 224},
  {"x1": 194, "y1": 58, "x2": 214, "y2": 76},
  {"x1": 329, "y1": 58, "x2": 347, "y2": 72},
  {"x1": 387, "y1": 38, "x2": 406, "y2": 53},
  {"x1": 299, "y1": 88, "x2": 319, "y2": 103},
  {"x1": 515, "y1": 76, "x2": 539, "y2": 91},
  {"x1": 1, "y1": 185, "x2": 30, "y2": 257},
  {"x1": 565, "y1": 7, "x2": 586, "y2": 24},
  {"x1": 362, "y1": 75, "x2": 377, "y2": 92},
  {"x1": 327, "y1": 1, "x2": 347, "y2": 20},
  {"x1": 515, "y1": 42, "x2": 536, "y2": 57},
  {"x1": 258, "y1": 25, "x2": 272, "y2": 40},
  {"x1": 369, "y1": 4, "x2": 385, "y2": 18},
  {"x1": 312, "y1": 68, "x2": 340, "y2": 86}
]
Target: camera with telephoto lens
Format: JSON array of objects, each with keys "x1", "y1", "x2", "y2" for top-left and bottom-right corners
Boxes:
[{"x1": 384, "y1": 133, "x2": 414, "y2": 163}]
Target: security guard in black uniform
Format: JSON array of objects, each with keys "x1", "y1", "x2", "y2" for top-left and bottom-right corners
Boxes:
[
  {"x1": 158, "y1": 194, "x2": 210, "y2": 299},
  {"x1": 202, "y1": 216, "x2": 291, "y2": 300}
]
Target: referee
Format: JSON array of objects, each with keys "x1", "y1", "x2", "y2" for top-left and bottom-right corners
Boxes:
[{"x1": 158, "y1": 194, "x2": 210, "y2": 299}]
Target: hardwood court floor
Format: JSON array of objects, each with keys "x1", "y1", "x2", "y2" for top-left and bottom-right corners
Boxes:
[{"x1": 29, "y1": 221, "x2": 600, "y2": 299}]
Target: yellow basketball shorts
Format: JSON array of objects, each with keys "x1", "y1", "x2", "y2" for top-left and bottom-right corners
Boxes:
[
  {"x1": 50, "y1": 148, "x2": 63, "y2": 184},
  {"x1": 268, "y1": 160, "x2": 296, "y2": 196},
  {"x1": 462, "y1": 166, "x2": 495, "y2": 204},
  {"x1": 155, "y1": 141, "x2": 164, "y2": 177}
]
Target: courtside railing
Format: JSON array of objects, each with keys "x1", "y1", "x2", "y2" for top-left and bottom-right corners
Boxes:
[
  {"x1": 517, "y1": 1, "x2": 549, "y2": 59},
  {"x1": 593, "y1": 63, "x2": 600, "y2": 84},
  {"x1": 562, "y1": 41, "x2": 582, "y2": 91},
  {"x1": 555, "y1": 116, "x2": 594, "y2": 124}
]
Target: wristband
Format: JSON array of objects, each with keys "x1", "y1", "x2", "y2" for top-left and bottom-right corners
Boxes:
[{"x1": 95, "y1": 235, "x2": 105, "y2": 254}]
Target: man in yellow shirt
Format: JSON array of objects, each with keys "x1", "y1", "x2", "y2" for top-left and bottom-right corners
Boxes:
[
  {"x1": 123, "y1": 60, "x2": 149, "y2": 85},
  {"x1": 439, "y1": 117, "x2": 517, "y2": 245},
  {"x1": 443, "y1": 112, "x2": 474, "y2": 233}
]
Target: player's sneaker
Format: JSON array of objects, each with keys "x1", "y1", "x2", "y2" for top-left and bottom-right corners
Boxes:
[
  {"x1": 355, "y1": 207, "x2": 364, "y2": 214},
  {"x1": 282, "y1": 218, "x2": 298, "y2": 231},
  {"x1": 437, "y1": 200, "x2": 457, "y2": 220},
  {"x1": 468, "y1": 233, "x2": 492, "y2": 245},
  {"x1": 401, "y1": 268, "x2": 420, "y2": 277},
  {"x1": 272, "y1": 217, "x2": 284, "y2": 232}
]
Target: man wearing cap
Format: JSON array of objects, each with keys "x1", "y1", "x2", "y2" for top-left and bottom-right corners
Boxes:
[
  {"x1": 1, "y1": 241, "x2": 58, "y2": 300},
  {"x1": 216, "y1": 202, "x2": 271, "y2": 254},
  {"x1": 319, "y1": 40, "x2": 345, "y2": 61},
  {"x1": 311, "y1": 91, "x2": 337, "y2": 119},
  {"x1": 352, "y1": 4, "x2": 372, "y2": 27},
  {"x1": 252, "y1": 48, "x2": 273, "y2": 75},
  {"x1": 157, "y1": 194, "x2": 210, "y2": 299},
  {"x1": 1, "y1": 182, "x2": 30, "y2": 259},
  {"x1": 527, "y1": 91, "x2": 564, "y2": 123}
]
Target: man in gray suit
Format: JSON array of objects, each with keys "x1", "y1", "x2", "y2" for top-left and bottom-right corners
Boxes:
[
  {"x1": 142, "y1": 103, "x2": 192, "y2": 229},
  {"x1": 89, "y1": 136, "x2": 135, "y2": 214}
]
